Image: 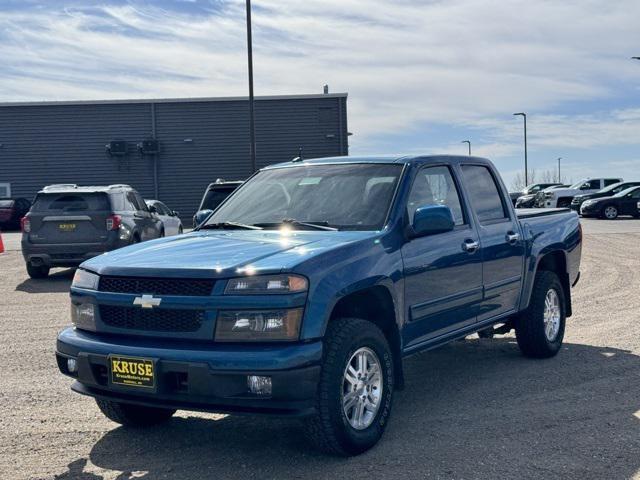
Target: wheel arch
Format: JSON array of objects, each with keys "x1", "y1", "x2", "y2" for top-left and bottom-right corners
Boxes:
[
  {"x1": 326, "y1": 282, "x2": 404, "y2": 389},
  {"x1": 529, "y1": 250, "x2": 572, "y2": 317}
]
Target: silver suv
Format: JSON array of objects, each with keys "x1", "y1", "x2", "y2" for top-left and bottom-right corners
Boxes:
[{"x1": 21, "y1": 184, "x2": 162, "y2": 278}]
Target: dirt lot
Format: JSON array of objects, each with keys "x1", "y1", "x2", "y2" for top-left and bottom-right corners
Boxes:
[{"x1": 1, "y1": 222, "x2": 639, "y2": 480}]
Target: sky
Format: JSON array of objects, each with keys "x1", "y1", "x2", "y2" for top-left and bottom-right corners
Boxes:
[{"x1": 1, "y1": 0, "x2": 640, "y2": 188}]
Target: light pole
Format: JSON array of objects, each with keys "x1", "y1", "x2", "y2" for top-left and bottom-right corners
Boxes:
[
  {"x1": 557, "y1": 157, "x2": 562, "y2": 183},
  {"x1": 246, "y1": 0, "x2": 257, "y2": 173},
  {"x1": 513, "y1": 112, "x2": 528, "y2": 185},
  {"x1": 461, "y1": 140, "x2": 471, "y2": 156}
]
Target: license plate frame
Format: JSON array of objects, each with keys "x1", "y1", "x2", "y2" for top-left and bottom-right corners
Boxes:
[{"x1": 109, "y1": 355, "x2": 157, "y2": 390}]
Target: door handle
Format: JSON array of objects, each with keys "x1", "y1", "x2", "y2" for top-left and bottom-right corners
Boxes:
[
  {"x1": 462, "y1": 239, "x2": 479, "y2": 253},
  {"x1": 506, "y1": 231, "x2": 520, "y2": 244}
]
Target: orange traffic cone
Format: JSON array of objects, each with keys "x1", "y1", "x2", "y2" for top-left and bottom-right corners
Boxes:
[{"x1": 0, "y1": 231, "x2": 4, "y2": 254}]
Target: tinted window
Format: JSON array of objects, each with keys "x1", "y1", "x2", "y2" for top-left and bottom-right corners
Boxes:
[
  {"x1": 31, "y1": 193, "x2": 109, "y2": 212},
  {"x1": 461, "y1": 165, "x2": 508, "y2": 223},
  {"x1": 407, "y1": 166, "x2": 465, "y2": 226},
  {"x1": 201, "y1": 187, "x2": 237, "y2": 211},
  {"x1": 583, "y1": 180, "x2": 601, "y2": 190},
  {"x1": 604, "y1": 179, "x2": 620, "y2": 187},
  {"x1": 630, "y1": 189, "x2": 640, "y2": 199}
]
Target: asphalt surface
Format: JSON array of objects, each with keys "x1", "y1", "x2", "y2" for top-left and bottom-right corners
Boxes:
[{"x1": 0, "y1": 220, "x2": 639, "y2": 479}]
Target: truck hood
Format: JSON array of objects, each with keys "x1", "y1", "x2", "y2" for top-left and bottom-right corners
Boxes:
[
  {"x1": 81, "y1": 229, "x2": 377, "y2": 277},
  {"x1": 545, "y1": 188, "x2": 581, "y2": 197}
]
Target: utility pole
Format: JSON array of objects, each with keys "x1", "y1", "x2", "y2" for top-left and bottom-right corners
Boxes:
[
  {"x1": 513, "y1": 113, "x2": 528, "y2": 185},
  {"x1": 557, "y1": 157, "x2": 562, "y2": 183},
  {"x1": 246, "y1": 0, "x2": 257, "y2": 172},
  {"x1": 461, "y1": 140, "x2": 471, "y2": 156}
]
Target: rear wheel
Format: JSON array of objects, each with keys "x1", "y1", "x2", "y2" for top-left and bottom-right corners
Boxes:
[
  {"x1": 96, "y1": 399, "x2": 175, "y2": 427},
  {"x1": 305, "y1": 318, "x2": 394, "y2": 456},
  {"x1": 26, "y1": 263, "x2": 50, "y2": 279},
  {"x1": 515, "y1": 271, "x2": 565, "y2": 358},
  {"x1": 602, "y1": 205, "x2": 618, "y2": 220}
]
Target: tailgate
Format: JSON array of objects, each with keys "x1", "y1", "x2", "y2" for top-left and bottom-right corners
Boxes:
[{"x1": 29, "y1": 214, "x2": 110, "y2": 244}]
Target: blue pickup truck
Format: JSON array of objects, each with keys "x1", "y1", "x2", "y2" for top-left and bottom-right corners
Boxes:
[{"x1": 56, "y1": 155, "x2": 582, "y2": 455}]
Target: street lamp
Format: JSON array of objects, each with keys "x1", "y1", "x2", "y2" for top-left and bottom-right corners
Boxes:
[
  {"x1": 461, "y1": 140, "x2": 471, "y2": 156},
  {"x1": 513, "y1": 112, "x2": 528, "y2": 185},
  {"x1": 557, "y1": 157, "x2": 562, "y2": 183},
  {"x1": 246, "y1": 0, "x2": 257, "y2": 173}
]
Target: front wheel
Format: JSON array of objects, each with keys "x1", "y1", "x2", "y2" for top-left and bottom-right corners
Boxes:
[
  {"x1": 515, "y1": 271, "x2": 566, "y2": 358},
  {"x1": 305, "y1": 318, "x2": 394, "y2": 456},
  {"x1": 96, "y1": 399, "x2": 175, "y2": 427},
  {"x1": 602, "y1": 205, "x2": 618, "y2": 220}
]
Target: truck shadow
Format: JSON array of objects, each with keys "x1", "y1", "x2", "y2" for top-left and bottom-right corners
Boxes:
[
  {"x1": 15, "y1": 268, "x2": 74, "y2": 294},
  {"x1": 59, "y1": 339, "x2": 640, "y2": 479}
]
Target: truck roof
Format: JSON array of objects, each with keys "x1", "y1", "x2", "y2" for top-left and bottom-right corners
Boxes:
[
  {"x1": 38, "y1": 184, "x2": 132, "y2": 194},
  {"x1": 267, "y1": 154, "x2": 492, "y2": 169}
]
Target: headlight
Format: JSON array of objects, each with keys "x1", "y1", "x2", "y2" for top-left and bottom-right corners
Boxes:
[
  {"x1": 544, "y1": 192, "x2": 554, "y2": 198},
  {"x1": 583, "y1": 200, "x2": 596, "y2": 206},
  {"x1": 215, "y1": 308, "x2": 303, "y2": 342},
  {"x1": 72, "y1": 269, "x2": 100, "y2": 290},
  {"x1": 71, "y1": 302, "x2": 96, "y2": 331},
  {"x1": 225, "y1": 274, "x2": 308, "y2": 295}
]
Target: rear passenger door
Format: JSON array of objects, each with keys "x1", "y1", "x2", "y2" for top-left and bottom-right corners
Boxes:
[
  {"x1": 460, "y1": 165, "x2": 525, "y2": 322},
  {"x1": 401, "y1": 165, "x2": 483, "y2": 349}
]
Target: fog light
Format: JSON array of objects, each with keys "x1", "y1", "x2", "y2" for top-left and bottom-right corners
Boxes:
[
  {"x1": 247, "y1": 375, "x2": 272, "y2": 396},
  {"x1": 67, "y1": 358, "x2": 78, "y2": 373}
]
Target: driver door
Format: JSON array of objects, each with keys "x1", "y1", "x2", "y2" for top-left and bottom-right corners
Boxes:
[{"x1": 401, "y1": 165, "x2": 482, "y2": 350}]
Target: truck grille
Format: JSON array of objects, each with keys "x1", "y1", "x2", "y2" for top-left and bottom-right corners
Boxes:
[
  {"x1": 99, "y1": 276, "x2": 214, "y2": 296},
  {"x1": 100, "y1": 305, "x2": 205, "y2": 332}
]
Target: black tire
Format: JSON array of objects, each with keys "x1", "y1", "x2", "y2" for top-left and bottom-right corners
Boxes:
[
  {"x1": 304, "y1": 318, "x2": 394, "y2": 456},
  {"x1": 26, "y1": 263, "x2": 50, "y2": 279},
  {"x1": 515, "y1": 271, "x2": 566, "y2": 359},
  {"x1": 477, "y1": 328, "x2": 494, "y2": 339},
  {"x1": 131, "y1": 234, "x2": 141, "y2": 245},
  {"x1": 178, "y1": 226, "x2": 184, "y2": 234},
  {"x1": 160, "y1": 228, "x2": 165, "y2": 238},
  {"x1": 96, "y1": 399, "x2": 175, "y2": 427}
]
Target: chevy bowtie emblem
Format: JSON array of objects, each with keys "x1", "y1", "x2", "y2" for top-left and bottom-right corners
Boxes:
[{"x1": 133, "y1": 294, "x2": 162, "y2": 309}]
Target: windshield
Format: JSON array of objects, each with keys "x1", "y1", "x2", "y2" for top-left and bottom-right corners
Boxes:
[
  {"x1": 614, "y1": 187, "x2": 639, "y2": 198},
  {"x1": 205, "y1": 163, "x2": 403, "y2": 231}
]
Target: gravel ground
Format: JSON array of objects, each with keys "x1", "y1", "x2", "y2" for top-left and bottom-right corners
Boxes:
[{"x1": 0, "y1": 225, "x2": 639, "y2": 479}]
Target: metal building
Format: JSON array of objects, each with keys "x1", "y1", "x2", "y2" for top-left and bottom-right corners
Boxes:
[{"x1": 0, "y1": 93, "x2": 348, "y2": 220}]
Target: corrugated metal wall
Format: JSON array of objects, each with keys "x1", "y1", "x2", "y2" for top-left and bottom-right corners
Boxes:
[{"x1": 0, "y1": 94, "x2": 348, "y2": 220}]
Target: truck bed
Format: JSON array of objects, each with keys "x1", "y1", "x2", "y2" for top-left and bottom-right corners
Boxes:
[{"x1": 516, "y1": 207, "x2": 570, "y2": 219}]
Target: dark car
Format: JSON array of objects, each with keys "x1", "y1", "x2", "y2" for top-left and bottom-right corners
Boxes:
[
  {"x1": 579, "y1": 186, "x2": 640, "y2": 219},
  {"x1": 192, "y1": 179, "x2": 243, "y2": 228},
  {"x1": 509, "y1": 183, "x2": 561, "y2": 206},
  {"x1": 0, "y1": 197, "x2": 31, "y2": 230},
  {"x1": 571, "y1": 181, "x2": 640, "y2": 213},
  {"x1": 56, "y1": 155, "x2": 581, "y2": 455},
  {"x1": 21, "y1": 184, "x2": 162, "y2": 278}
]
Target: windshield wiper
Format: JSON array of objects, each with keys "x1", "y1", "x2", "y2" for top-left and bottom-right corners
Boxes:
[
  {"x1": 254, "y1": 219, "x2": 338, "y2": 231},
  {"x1": 200, "y1": 221, "x2": 263, "y2": 230}
]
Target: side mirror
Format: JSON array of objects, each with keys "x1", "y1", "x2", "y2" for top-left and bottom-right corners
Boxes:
[
  {"x1": 172, "y1": 210, "x2": 179, "y2": 217},
  {"x1": 194, "y1": 209, "x2": 213, "y2": 227},
  {"x1": 410, "y1": 205, "x2": 455, "y2": 238}
]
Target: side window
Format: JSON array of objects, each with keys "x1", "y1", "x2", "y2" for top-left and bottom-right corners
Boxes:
[
  {"x1": 134, "y1": 193, "x2": 148, "y2": 212},
  {"x1": 407, "y1": 166, "x2": 465, "y2": 226},
  {"x1": 156, "y1": 203, "x2": 169, "y2": 215},
  {"x1": 125, "y1": 191, "x2": 140, "y2": 211},
  {"x1": 109, "y1": 193, "x2": 125, "y2": 211},
  {"x1": 630, "y1": 189, "x2": 640, "y2": 199},
  {"x1": 604, "y1": 179, "x2": 620, "y2": 187},
  {"x1": 460, "y1": 165, "x2": 508, "y2": 223}
]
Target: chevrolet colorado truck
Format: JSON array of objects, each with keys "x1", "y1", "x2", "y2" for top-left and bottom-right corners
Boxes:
[{"x1": 56, "y1": 155, "x2": 582, "y2": 455}]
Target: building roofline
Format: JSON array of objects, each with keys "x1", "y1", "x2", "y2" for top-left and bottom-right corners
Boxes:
[{"x1": 0, "y1": 93, "x2": 348, "y2": 108}]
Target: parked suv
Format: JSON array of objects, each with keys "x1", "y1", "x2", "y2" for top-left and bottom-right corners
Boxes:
[
  {"x1": 193, "y1": 180, "x2": 243, "y2": 228},
  {"x1": 22, "y1": 184, "x2": 162, "y2": 278}
]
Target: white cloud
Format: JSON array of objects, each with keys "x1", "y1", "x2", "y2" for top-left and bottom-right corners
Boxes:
[{"x1": 1, "y1": 0, "x2": 640, "y2": 167}]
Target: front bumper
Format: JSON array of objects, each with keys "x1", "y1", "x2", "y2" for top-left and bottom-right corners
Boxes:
[{"x1": 56, "y1": 327, "x2": 322, "y2": 417}]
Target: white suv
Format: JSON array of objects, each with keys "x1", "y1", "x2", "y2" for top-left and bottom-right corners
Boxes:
[{"x1": 542, "y1": 178, "x2": 623, "y2": 208}]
